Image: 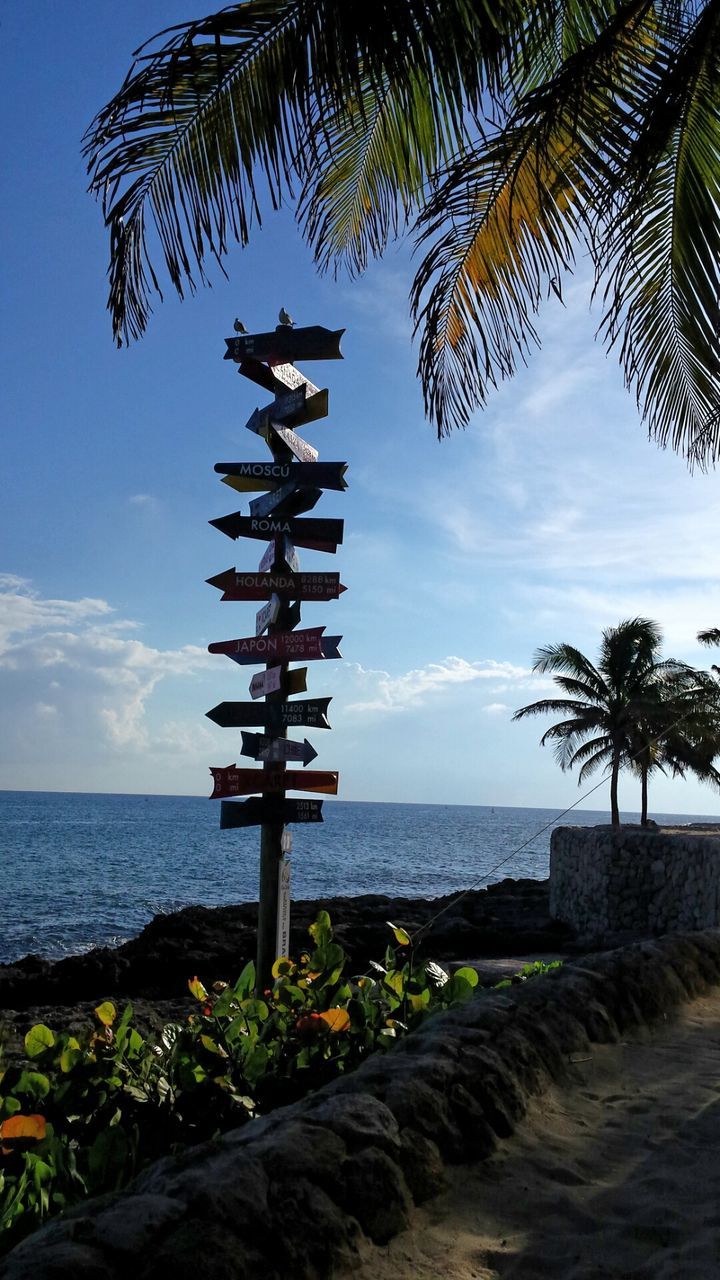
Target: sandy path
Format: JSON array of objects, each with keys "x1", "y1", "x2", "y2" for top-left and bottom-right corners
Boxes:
[{"x1": 337, "y1": 991, "x2": 720, "y2": 1280}]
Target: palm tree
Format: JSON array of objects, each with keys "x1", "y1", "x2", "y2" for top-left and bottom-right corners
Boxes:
[
  {"x1": 699, "y1": 628, "x2": 720, "y2": 675},
  {"x1": 626, "y1": 666, "x2": 720, "y2": 823},
  {"x1": 512, "y1": 618, "x2": 690, "y2": 827},
  {"x1": 85, "y1": 2, "x2": 720, "y2": 466}
]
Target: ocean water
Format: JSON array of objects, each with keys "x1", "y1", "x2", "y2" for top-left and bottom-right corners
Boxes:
[{"x1": 1, "y1": 791, "x2": 717, "y2": 964}]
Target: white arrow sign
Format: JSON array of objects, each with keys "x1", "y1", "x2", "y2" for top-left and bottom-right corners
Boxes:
[{"x1": 255, "y1": 593, "x2": 281, "y2": 636}]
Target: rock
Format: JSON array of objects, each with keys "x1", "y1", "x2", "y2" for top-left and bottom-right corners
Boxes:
[{"x1": 0, "y1": 878, "x2": 573, "y2": 1017}]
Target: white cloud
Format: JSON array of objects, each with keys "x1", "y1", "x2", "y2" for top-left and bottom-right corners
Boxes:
[
  {"x1": 483, "y1": 702, "x2": 510, "y2": 716},
  {"x1": 0, "y1": 580, "x2": 213, "y2": 769},
  {"x1": 343, "y1": 656, "x2": 539, "y2": 714}
]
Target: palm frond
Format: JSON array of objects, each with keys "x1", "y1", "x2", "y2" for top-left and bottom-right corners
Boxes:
[
  {"x1": 410, "y1": 118, "x2": 586, "y2": 435},
  {"x1": 298, "y1": 64, "x2": 461, "y2": 277},
  {"x1": 596, "y1": 0, "x2": 720, "y2": 467},
  {"x1": 698, "y1": 628, "x2": 720, "y2": 647},
  {"x1": 85, "y1": 0, "x2": 525, "y2": 344},
  {"x1": 411, "y1": 0, "x2": 654, "y2": 436}
]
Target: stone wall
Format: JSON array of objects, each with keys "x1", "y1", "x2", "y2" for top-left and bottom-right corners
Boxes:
[
  {"x1": 3, "y1": 930, "x2": 720, "y2": 1280},
  {"x1": 550, "y1": 825, "x2": 720, "y2": 941}
]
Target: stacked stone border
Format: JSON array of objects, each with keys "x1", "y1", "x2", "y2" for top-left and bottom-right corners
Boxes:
[
  {"x1": 4, "y1": 929, "x2": 720, "y2": 1280},
  {"x1": 550, "y1": 826, "x2": 720, "y2": 940}
]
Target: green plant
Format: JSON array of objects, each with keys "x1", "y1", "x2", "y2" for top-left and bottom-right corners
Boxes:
[{"x1": 0, "y1": 911, "x2": 547, "y2": 1253}]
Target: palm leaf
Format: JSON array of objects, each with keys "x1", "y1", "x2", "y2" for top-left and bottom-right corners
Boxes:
[
  {"x1": 597, "y1": 0, "x2": 720, "y2": 467},
  {"x1": 298, "y1": 64, "x2": 462, "y2": 277},
  {"x1": 411, "y1": 0, "x2": 655, "y2": 436},
  {"x1": 85, "y1": 0, "x2": 525, "y2": 345}
]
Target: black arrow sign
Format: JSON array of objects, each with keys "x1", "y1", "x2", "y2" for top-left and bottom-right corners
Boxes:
[
  {"x1": 248, "y1": 483, "x2": 322, "y2": 520},
  {"x1": 224, "y1": 326, "x2": 344, "y2": 364},
  {"x1": 206, "y1": 698, "x2": 332, "y2": 729},
  {"x1": 220, "y1": 797, "x2": 324, "y2": 828},
  {"x1": 240, "y1": 732, "x2": 318, "y2": 767},
  {"x1": 215, "y1": 461, "x2": 348, "y2": 492},
  {"x1": 209, "y1": 513, "x2": 344, "y2": 551}
]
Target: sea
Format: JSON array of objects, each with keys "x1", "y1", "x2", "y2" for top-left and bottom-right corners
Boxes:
[{"x1": 1, "y1": 791, "x2": 718, "y2": 965}]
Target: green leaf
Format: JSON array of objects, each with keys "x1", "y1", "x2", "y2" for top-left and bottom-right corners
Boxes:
[
  {"x1": 387, "y1": 922, "x2": 411, "y2": 946},
  {"x1": 15, "y1": 1071, "x2": 51, "y2": 1101},
  {"x1": 24, "y1": 1025, "x2": 55, "y2": 1059},
  {"x1": 87, "y1": 1126, "x2": 129, "y2": 1192},
  {"x1": 94, "y1": 1002, "x2": 116, "y2": 1027},
  {"x1": 308, "y1": 910, "x2": 333, "y2": 948},
  {"x1": 452, "y1": 966, "x2": 479, "y2": 988}
]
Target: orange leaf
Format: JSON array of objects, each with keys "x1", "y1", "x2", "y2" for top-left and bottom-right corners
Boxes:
[
  {"x1": 318, "y1": 1008, "x2": 351, "y2": 1033},
  {"x1": 1, "y1": 1113, "x2": 47, "y2": 1142},
  {"x1": 188, "y1": 976, "x2": 208, "y2": 1002}
]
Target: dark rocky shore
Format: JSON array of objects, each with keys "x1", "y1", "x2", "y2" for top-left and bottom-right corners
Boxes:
[{"x1": 0, "y1": 878, "x2": 573, "y2": 1023}]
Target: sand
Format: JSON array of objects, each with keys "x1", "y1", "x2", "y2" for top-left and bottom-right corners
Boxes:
[{"x1": 336, "y1": 990, "x2": 720, "y2": 1280}]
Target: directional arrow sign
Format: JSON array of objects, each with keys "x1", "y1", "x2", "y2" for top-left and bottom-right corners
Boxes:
[
  {"x1": 235, "y1": 356, "x2": 321, "y2": 398},
  {"x1": 244, "y1": 388, "x2": 328, "y2": 437},
  {"x1": 206, "y1": 569, "x2": 346, "y2": 602},
  {"x1": 210, "y1": 765, "x2": 338, "y2": 798},
  {"x1": 249, "y1": 483, "x2": 322, "y2": 520},
  {"x1": 220, "y1": 797, "x2": 323, "y2": 828},
  {"x1": 209, "y1": 514, "x2": 343, "y2": 551},
  {"x1": 216, "y1": 461, "x2": 348, "y2": 492},
  {"x1": 249, "y1": 665, "x2": 282, "y2": 699},
  {"x1": 206, "y1": 697, "x2": 332, "y2": 729},
  {"x1": 241, "y1": 732, "x2": 318, "y2": 767},
  {"x1": 247, "y1": 666, "x2": 308, "y2": 700},
  {"x1": 276, "y1": 599, "x2": 302, "y2": 632},
  {"x1": 269, "y1": 425, "x2": 319, "y2": 464},
  {"x1": 209, "y1": 627, "x2": 341, "y2": 663},
  {"x1": 224, "y1": 326, "x2": 344, "y2": 364},
  {"x1": 255, "y1": 594, "x2": 281, "y2": 635},
  {"x1": 257, "y1": 535, "x2": 299, "y2": 573}
]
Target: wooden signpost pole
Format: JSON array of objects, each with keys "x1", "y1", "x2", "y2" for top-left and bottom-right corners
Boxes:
[
  {"x1": 209, "y1": 319, "x2": 345, "y2": 994},
  {"x1": 256, "y1": 427, "x2": 293, "y2": 991}
]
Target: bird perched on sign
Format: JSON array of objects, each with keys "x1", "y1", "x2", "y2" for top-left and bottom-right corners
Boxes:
[
  {"x1": 278, "y1": 307, "x2": 295, "y2": 327},
  {"x1": 233, "y1": 318, "x2": 248, "y2": 334}
]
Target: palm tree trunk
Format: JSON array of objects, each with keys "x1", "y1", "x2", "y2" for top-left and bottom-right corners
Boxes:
[
  {"x1": 640, "y1": 765, "x2": 648, "y2": 826},
  {"x1": 610, "y1": 747, "x2": 621, "y2": 827}
]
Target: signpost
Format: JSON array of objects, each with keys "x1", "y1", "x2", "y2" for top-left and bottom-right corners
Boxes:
[
  {"x1": 206, "y1": 697, "x2": 332, "y2": 729},
  {"x1": 208, "y1": 318, "x2": 345, "y2": 991},
  {"x1": 209, "y1": 513, "x2": 343, "y2": 551},
  {"x1": 220, "y1": 797, "x2": 324, "y2": 828},
  {"x1": 216, "y1": 461, "x2": 348, "y2": 492},
  {"x1": 210, "y1": 765, "x2": 339, "y2": 798},
  {"x1": 240, "y1": 731, "x2": 318, "y2": 766},
  {"x1": 206, "y1": 569, "x2": 347, "y2": 601},
  {"x1": 209, "y1": 627, "x2": 342, "y2": 662}
]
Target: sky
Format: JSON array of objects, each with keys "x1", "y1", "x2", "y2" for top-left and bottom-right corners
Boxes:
[{"x1": 2, "y1": 2, "x2": 719, "y2": 817}]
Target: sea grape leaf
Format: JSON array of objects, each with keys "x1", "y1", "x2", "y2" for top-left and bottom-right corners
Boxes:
[
  {"x1": 0, "y1": 1113, "x2": 47, "y2": 1142},
  {"x1": 24, "y1": 1025, "x2": 55, "y2": 1058},
  {"x1": 387, "y1": 921, "x2": 411, "y2": 946},
  {"x1": 95, "y1": 1001, "x2": 117, "y2": 1027},
  {"x1": 318, "y1": 1008, "x2": 350, "y2": 1033},
  {"x1": 188, "y1": 976, "x2": 208, "y2": 1002},
  {"x1": 452, "y1": 967, "x2": 479, "y2": 988},
  {"x1": 308, "y1": 910, "x2": 332, "y2": 947}
]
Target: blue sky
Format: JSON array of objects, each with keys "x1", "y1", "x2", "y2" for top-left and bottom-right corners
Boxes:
[{"x1": 2, "y1": 2, "x2": 719, "y2": 816}]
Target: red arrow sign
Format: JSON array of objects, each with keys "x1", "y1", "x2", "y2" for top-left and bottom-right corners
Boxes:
[
  {"x1": 206, "y1": 569, "x2": 347, "y2": 601},
  {"x1": 210, "y1": 765, "x2": 339, "y2": 798},
  {"x1": 208, "y1": 628, "x2": 342, "y2": 663}
]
